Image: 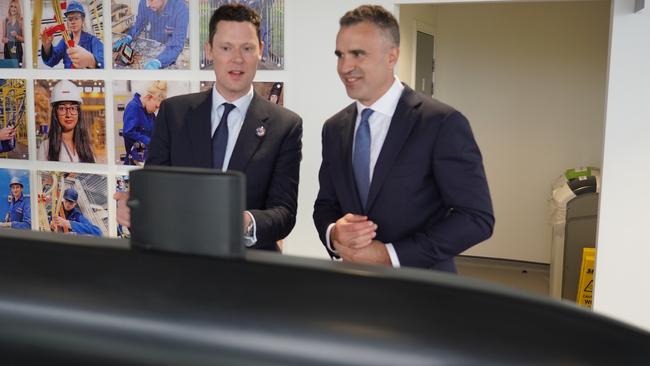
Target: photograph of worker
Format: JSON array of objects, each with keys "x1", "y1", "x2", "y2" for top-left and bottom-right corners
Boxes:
[
  {"x1": 36, "y1": 170, "x2": 107, "y2": 237},
  {"x1": 112, "y1": 0, "x2": 190, "y2": 70},
  {"x1": 0, "y1": 169, "x2": 31, "y2": 230},
  {"x1": 32, "y1": 0, "x2": 104, "y2": 69},
  {"x1": 200, "y1": 80, "x2": 284, "y2": 106},
  {"x1": 0, "y1": 79, "x2": 28, "y2": 160},
  {"x1": 115, "y1": 175, "x2": 129, "y2": 238},
  {"x1": 113, "y1": 80, "x2": 190, "y2": 165},
  {"x1": 199, "y1": 0, "x2": 284, "y2": 70},
  {"x1": 34, "y1": 79, "x2": 107, "y2": 164},
  {"x1": 0, "y1": 0, "x2": 25, "y2": 68}
]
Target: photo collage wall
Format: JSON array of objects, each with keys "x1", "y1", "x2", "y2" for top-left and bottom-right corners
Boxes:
[{"x1": 0, "y1": 0, "x2": 286, "y2": 239}]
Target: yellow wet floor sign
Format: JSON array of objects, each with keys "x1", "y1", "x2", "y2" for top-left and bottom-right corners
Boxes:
[{"x1": 577, "y1": 248, "x2": 596, "y2": 308}]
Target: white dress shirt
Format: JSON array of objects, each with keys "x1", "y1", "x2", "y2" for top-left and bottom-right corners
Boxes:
[
  {"x1": 326, "y1": 77, "x2": 405, "y2": 267},
  {"x1": 211, "y1": 85, "x2": 258, "y2": 246},
  {"x1": 211, "y1": 84, "x2": 254, "y2": 171}
]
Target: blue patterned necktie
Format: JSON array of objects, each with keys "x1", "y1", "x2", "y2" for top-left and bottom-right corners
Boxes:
[
  {"x1": 212, "y1": 103, "x2": 236, "y2": 169},
  {"x1": 353, "y1": 108, "x2": 374, "y2": 210}
]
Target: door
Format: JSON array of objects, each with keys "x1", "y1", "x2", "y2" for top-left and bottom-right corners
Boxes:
[{"x1": 415, "y1": 31, "x2": 434, "y2": 96}]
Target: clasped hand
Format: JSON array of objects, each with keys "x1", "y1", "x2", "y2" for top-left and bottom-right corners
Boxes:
[
  {"x1": 51, "y1": 216, "x2": 71, "y2": 231},
  {"x1": 331, "y1": 214, "x2": 391, "y2": 266}
]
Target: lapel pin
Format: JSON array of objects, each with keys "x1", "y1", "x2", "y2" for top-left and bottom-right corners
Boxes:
[{"x1": 256, "y1": 126, "x2": 266, "y2": 137}]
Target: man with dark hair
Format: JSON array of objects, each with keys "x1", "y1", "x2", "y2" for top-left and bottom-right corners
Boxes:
[
  {"x1": 313, "y1": 5, "x2": 494, "y2": 271},
  {"x1": 115, "y1": 4, "x2": 302, "y2": 252}
]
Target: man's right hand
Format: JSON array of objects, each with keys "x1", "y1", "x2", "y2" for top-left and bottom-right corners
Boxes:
[
  {"x1": 331, "y1": 213, "x2": 377, "y2": 250},
  {"x1": 112, "y1": 35, "x2": 132, "y2": 52},
  {"x1": 114, "y1": 191, "x2": 131, "y2": 228}
]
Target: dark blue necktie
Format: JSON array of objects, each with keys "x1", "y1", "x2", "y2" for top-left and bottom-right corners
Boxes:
[
  {"x1": 212, "y1": 103, "x2": 235, "y2": 169},
  {"x1": 353, "y1": 108, "x2": 374, "y2": 210}
]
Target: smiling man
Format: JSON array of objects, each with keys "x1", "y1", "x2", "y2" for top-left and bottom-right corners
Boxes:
[
  {"x1": 115, "y1": 4, "x2": 303, "y2": 252},
  {"x1": 313, "y1": 5, "x2": 494, "y2": 271}
]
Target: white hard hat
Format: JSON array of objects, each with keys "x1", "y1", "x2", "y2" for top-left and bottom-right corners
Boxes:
[{"x1": 50, "y1": 80, "x2": 83, "y2": 104}]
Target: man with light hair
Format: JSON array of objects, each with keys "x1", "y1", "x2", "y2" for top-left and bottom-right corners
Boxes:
[{"x1": 122, "y1": 80, "x2": 167, "y2": 165}]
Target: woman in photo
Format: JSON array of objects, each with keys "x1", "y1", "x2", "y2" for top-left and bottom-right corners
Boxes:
[
  {"x1": 40, "y1": 1, "x2": 103, "y2": 69},
  {"x1": 37, "y1": 80, "x2": 95, "y2": 163},
  {"x1": 122, "y1": 81, "x2": 167, "y2": 165},
  {"x1": 2, "y1": 0, "x2": 24, "y2": 67}
]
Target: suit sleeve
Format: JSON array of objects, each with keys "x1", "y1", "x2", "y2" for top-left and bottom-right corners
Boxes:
[
  {"x1": 247, "y1": 117, "x2": 302, "y2": 246},
  {"x1": 145, "y1": 99, "x2": 172, "y2": 166},
  {"x1": 313, "y1": 124, "x2": 343, "y2": 258},
  {"x1": 394, "y1": 111, "x2": 495, "y2": 268}
]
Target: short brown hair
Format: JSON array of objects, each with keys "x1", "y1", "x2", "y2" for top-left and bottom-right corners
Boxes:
[
  {"x1": 208, "y1": 3, "x2": 261, "y2": 45},
  {"x1": 339, "y1": 5, "x2": 400, "y2": 47}
]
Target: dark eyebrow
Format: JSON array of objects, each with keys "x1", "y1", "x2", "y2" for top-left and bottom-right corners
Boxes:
[{"x1": 335, "y1": 49, "x2": 367, "y2": 58}]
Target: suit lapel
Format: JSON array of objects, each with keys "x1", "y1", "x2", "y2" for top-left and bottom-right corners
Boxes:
[
  {"x1": 187, "y1": 90, "x2": 213, "y2": 168},
  {"x1": 228, "y1": 93, "x2": 267, "y2": 172},
  {"x1": 339, "y1": 104, "x2": 364, "y2": 213},
  {"x1": 366, "y1": 87, "x2": 421, "y2": 212}
]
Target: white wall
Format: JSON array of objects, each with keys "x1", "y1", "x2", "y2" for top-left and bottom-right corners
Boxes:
[
  {"x1": 594, "y1": 0, "x2": 650, "y2": 332},
  {"x1": 396, "y1": 1, "x2": 610, "y2": 263}
]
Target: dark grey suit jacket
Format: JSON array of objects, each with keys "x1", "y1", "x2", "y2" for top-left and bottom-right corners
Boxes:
[
  {"x1": 147, "y1": 90, "x2": 303, "y2": 251},
  {"x1": 313, "y1": 86, "x2": 494, "y2": 271}
]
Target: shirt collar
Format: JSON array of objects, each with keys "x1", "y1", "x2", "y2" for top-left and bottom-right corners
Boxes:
[
  {"x1": 356, "y1": 76, "x2": 404, "y2": 118},
  {"x1": 212, "y1": 84, "x2": 254, "y2": 116}
]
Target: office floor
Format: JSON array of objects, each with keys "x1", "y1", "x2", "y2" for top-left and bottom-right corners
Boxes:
[{"x1": 456, "y1": 256, "x2": 550, "y2": 297}]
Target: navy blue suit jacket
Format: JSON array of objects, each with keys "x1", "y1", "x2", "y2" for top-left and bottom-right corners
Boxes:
[
  {"x1": 147, "y1": 90, "x2": 303, "y2": 251},
  {"x1": 313, "y1": 86, "x2": 494, "y2": 271}
]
